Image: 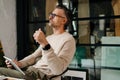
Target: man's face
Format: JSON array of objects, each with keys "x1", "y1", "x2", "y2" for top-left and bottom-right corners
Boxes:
[{"x1": 48, "y1": 8, "x2": 67, "y2": 28}]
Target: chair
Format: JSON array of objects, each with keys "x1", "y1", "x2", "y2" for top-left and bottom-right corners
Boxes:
[
  {"x1": 61, "y1": 46, "x2": 88, "y2": 80},
  {"x1": 50, "y1": 46, "x2": 87, "y2": 80},
  {"x1": 49, "y1": 68, "x2": 68, "y2": 80},
  {"x1": 62, "y1": 68, "x2": 89, "y2": 80}
]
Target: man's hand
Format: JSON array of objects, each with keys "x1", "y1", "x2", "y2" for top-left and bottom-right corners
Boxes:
[
  {"x1": 5, "y1": 60, "x2": 13, "y2": 68},
  {"x1": 33, "y1": 28, "x2": 48, "y2": 48},
  {"x1": 5, "y1": 59, "x2": 22, "y2": 68}
]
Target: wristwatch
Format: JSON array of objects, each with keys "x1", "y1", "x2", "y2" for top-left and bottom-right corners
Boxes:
[{"x1": 42, "y1": 44, "x2": 51, "y2": 50}]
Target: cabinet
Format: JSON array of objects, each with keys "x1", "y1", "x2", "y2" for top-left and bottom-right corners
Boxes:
[{"x1": 101, "y1": 37, "x2": 120, "y2": 80}]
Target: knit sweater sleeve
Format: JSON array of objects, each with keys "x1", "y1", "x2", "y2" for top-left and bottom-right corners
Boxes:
[
  {"x1": 19, "y1": 46, "x2": 42, "y2": 68},
  {"x1": 42, "y1": 37, "x2": 76, "y2": 75}
]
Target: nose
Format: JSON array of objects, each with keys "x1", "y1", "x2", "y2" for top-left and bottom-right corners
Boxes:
[{"x1": 49, "y1": 15, "x2": 53, "y2": 20}]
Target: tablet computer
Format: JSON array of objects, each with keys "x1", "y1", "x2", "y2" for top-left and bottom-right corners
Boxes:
[{"x1": 3, "y1": 56, "x2": 25, "y2": 75}]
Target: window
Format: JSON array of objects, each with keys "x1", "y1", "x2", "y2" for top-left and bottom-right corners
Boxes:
[{"x1": 17, "y1": 0, "x2": 120, "y2": 80}]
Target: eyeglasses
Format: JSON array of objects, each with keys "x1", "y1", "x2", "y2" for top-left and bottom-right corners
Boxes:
[{"x1": 49, "y1": 12, "x2": 65, "y2": 18}]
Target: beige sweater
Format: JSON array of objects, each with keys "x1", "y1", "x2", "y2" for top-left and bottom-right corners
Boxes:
[{"x1": 20, "y1": 32, "x2": 76, "y2": 80}]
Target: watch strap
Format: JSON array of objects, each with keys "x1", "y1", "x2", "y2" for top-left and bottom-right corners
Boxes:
[{"x1": 42, "y1": 44, "x2": 51, "y2": 50}]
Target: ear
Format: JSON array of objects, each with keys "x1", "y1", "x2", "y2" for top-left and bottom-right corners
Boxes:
[{"x1": 62, "y1": 18, "x2": 67, "y2": 24}]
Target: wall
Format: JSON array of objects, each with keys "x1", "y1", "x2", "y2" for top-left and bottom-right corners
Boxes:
[
  {"x1": 112, "y1": 0, "x2": 120, "y2": 36},
  {"x1": 78, "y1": 0, "x2": 90, "y2": 57},
  {"x1": 45, "y1": 0, "x2": 57, "y2": 36},
  {"x1": 0, "y1": 0, "x2": 17, "y2": 59}
]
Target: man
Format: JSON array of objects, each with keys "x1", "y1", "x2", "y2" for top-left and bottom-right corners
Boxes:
[{"x1": 0, "y1": 5, "x2": 76, "y2": 80}]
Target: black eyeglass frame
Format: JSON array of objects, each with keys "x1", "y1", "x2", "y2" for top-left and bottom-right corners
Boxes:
[{"x1": 49, "y1": 12, "x2": 65, "y2": 18}]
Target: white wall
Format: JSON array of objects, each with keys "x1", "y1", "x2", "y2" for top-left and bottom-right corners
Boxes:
[{"x1": 0, "y1": 0, "x2": 17, "y2": 59}]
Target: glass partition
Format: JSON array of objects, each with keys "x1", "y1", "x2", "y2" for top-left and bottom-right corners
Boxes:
[{"x1": 18, "y1": 0, "x2": 120, "y2": 80}]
